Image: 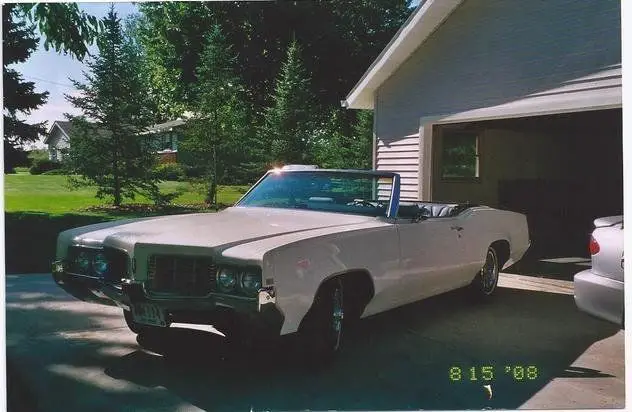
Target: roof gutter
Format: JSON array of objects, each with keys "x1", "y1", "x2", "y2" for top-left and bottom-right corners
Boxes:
[{"x1": 343, "y1": 0, "x2": 463, "y2": 110}]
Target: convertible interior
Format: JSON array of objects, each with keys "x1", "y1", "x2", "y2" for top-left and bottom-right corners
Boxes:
[
  {"x1": 304, "y1": 196, "x2": 474, "y2": 219},
  {"x1": 397, "y1": 202, "x2": 474, "y2": 219}
]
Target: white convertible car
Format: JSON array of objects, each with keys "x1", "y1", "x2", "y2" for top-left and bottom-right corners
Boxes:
[{"x1": 52, "y1": 166, "x2": 530, "y2": 356}]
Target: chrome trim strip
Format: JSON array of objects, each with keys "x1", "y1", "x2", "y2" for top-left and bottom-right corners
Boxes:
[{"x1": 69, "y1": 244, "x2": 103, "y2": 250}]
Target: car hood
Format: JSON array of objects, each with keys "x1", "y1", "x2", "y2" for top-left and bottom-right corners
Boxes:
[{"x1": 59, "y1": 206, "x2": 378, "y2": 254}]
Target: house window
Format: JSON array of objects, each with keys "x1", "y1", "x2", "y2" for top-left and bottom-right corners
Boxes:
[
  {"x1": 154, "y1": 132, "x2": 178, "y2": 152},
  {"x1": 441, "y1": 132, "x2": 480, "y2": 179}
]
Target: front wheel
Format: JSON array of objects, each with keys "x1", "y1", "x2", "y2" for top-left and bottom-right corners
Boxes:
[
  {"x1": 469, "y1": 246, "x2": 500, "y2": 298},
  {"x1": 299, "y1": 278, "x2": 346, "y2": 360}
]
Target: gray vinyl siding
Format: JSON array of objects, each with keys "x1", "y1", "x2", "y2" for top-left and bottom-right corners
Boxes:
[
  {"x1": 47, "y1": 129, "x2": 68, "y2": 161},
  {"x1": 373, "y1": 0, "x2": 621, "y2": 199}
]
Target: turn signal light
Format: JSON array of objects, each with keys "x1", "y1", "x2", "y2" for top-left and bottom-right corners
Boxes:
[{"x1": 589, "y1": 236, "x2": 600, "y2": 255}]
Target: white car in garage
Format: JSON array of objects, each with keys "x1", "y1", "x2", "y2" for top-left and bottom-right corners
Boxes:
[
  {"x1": 574, "y1": 216, "x2": 624, "y2": 326},
  {"x1": 52, "y1": 166, "x2": 530, "y2": 357}
]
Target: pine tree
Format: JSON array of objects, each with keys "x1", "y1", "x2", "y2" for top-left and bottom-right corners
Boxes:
[
  {"x1": 180, "y1": 25, "x2": 255, "y2": 204},
  {"x1": 64, "y1": 6, "x2": 158, "y2": 206},
  {"x1": 3, "y1": 4, "x2": 49, "y2": 172},
  {"x1": 260, "y1": 39, "x2": 317, "y2": 165}
]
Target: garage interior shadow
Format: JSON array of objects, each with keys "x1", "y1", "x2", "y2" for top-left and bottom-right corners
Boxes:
[
  {"x1": 504, "y1": 248, "x2": 592, "y2": 281},
  {"x1": 102, "y1": 285, "x2": 621, "y2": 411}
]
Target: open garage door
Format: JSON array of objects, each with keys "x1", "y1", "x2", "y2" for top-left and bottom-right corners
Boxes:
[
  {"x1": 431, "y1": 109, "x2": 622, "y2": 258},
  {"x1": 423, "y1": 66, "x2": 622, "y2": 258}
]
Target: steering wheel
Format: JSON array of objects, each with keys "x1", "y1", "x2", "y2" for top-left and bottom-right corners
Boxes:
[{"x1": 347, "y1": 199, "x2": 376, "y2": 208}]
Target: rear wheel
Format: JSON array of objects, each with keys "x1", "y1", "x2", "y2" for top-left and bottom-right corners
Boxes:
[{"x1": 470, "y1": 246, "x2": 500, "y2": 298}]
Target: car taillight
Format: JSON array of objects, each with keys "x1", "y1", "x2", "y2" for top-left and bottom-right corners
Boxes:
[{"x1": 589, "y1": 235, "x2": 600, "y2": 255}]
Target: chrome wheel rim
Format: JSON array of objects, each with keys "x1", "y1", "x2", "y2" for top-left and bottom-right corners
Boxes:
[
  {"x1": 331, "y1": 283, "x2": 344, "y2": 351},
  {"x1": 481, "y1": 248, "x2": 498, "y2": 294}
]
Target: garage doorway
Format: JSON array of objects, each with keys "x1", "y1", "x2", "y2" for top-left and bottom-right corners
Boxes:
[{"x1": 431, "y1": 109, "x2": 622, "y2": 260}]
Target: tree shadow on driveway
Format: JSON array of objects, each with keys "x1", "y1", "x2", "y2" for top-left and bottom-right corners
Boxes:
[{"x1": 104, "y1": 286, "x2": 621, "y2": 411}]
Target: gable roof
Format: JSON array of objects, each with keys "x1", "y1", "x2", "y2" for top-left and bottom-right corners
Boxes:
[
  {"x1": 343, "y1": 0, "x2": 463, "y2": 109},
  {"x1": 44, "y1": 120, "x2": 74, "y2": 144},
  {"x1": 146, "y1": 118, "x2": 187, "y2": 134}
]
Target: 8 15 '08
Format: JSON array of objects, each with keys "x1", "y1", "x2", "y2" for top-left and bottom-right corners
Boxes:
[{"x1": 449, "y1": 365, "x2": 539, "y2": 382}]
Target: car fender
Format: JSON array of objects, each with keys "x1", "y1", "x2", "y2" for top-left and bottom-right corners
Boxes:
[{"x1": 222, "y1": 222, "x2": 399, "y2": 335}]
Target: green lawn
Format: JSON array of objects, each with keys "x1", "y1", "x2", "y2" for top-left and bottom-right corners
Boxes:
[
  {"x1": 4, "y1": 174, "x2": 249, "y2": 215},
  {"x1": 4, "y1": 174, "x2": 251, "y2": 273}
]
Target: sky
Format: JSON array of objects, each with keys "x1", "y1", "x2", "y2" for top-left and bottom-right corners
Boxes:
[{"x1": 11, "y1": 2, "x2": 139, "y2": 149}]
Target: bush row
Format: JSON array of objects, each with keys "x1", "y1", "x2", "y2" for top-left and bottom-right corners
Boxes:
[
  {"x1": 152, "y1": 163, "x2": 205, "y2": 181},
  {"x1": 29, "y1": 158, "x2": 62, "y2": 175}
]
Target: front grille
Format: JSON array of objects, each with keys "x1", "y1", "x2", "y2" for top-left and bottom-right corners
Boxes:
[{"x1": 146, "y1": 255, "x2": 217, "y2": 297}]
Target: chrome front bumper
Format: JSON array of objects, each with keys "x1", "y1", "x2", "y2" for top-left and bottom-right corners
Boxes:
[{"x1": 52, "y1": 260, "x2": 283, "y2": 336}]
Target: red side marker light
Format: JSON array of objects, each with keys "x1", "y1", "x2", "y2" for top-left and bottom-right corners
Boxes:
[{"x1": 589, "y1": 236, "x2": 600, "y2": 255}]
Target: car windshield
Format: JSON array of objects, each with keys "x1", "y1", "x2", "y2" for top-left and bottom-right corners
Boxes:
[{"x1": 236, "y1": 171, "x2": 395, "y2": 217}]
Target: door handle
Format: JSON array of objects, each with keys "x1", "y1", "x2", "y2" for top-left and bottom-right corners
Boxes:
[{"x1": 451, "y1": 226, "x2": 463, "y2": 232}]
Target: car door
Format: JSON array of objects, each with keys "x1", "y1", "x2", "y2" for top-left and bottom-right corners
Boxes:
[{"x1": 395, "y1": 216, "x2": 464, "y2": 304}]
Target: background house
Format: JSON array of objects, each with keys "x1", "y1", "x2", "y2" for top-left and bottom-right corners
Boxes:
[
  {"x1": 145, "y1": 118, "x2": 187, "y2": 164},
  {"x1": 45, "y1": 117, "x2": 189, "y2": 164},
  {"x1": 344, "y1": 0, "x2": 622, "y2": 255},
  {"x1": 44, "y1": 121, "x2": 72, "y2": 161}
]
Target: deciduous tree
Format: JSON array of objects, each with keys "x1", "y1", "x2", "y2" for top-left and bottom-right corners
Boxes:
[
  {"x1": 134, "y1": 1, "x2": 411, "y2": 116},
  {"x1": 312, "y1": 109, "x2": 373, "y2": 169}
]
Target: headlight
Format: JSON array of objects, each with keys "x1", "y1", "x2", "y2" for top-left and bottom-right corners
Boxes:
[
  {"x1": 241, "y1": 272, "x2": 262, "y2": 297},
  {"x1": 93, "y1": 252, "x2": 109, "y2": 276},
  {"x1": 217, "y1": 268, "x2": 238, "y2": 292},
  {"x1": 76, "y1": 251, "x2": 90, "y2": 272}
]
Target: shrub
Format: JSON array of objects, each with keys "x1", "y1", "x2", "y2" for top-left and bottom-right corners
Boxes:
[
  {"x1": 14, "y1": 167, "x2": 29, "y2": 174},
  {"x1": 144, "y1": 185, "x2": 185, "y2": 207},
  {"x1": 27, "y1": 149, "x2": 50, "y2": 165},
  {"x1": 41, "y1": 169, "x2": 67, "y2": 175},
  {"x1": 29, "y1": 158, "x2": 62, "y2": 175},
  {"x1": 153, "y1": 163, "x2": 186, "y2": 181},
  {"x1": 182, "y1": 165, "x2": 206, "y2": 178}
]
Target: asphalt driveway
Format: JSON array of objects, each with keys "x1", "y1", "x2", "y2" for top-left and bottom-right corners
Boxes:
[{"x1": 6, "y1": 272, "x2": 624, "y2": 411}]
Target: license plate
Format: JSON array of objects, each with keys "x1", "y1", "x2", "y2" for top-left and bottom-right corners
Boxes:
[{"x1": 132, "y1": 303, "x2": 167, "y2": 327}]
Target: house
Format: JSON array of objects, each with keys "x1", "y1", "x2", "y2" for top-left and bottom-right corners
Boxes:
[
  {"x1": 145, "y1": 118, "x2": 187, "y2": 164},
  {"x1": 343, "y1": 0, "x2": 621, "y2": 253},
  {"x1": 45, "y1": 117, "x2": 189, "y2": 164},
  {"x1": 44, "y1": 121, "x2": 73, "y2": 161}
]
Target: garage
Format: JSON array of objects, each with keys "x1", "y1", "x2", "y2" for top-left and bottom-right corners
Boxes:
[
  {"x1": 431, "y1": 108, "x2": 622, "y2": 256},
  {"x1": 343, "y1": 0, "x2": 622, "y2": 258}
]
